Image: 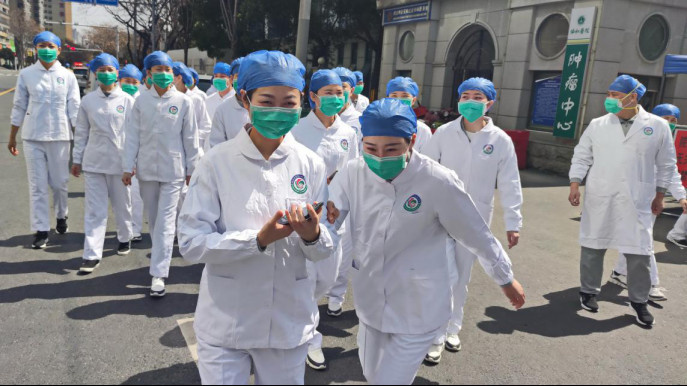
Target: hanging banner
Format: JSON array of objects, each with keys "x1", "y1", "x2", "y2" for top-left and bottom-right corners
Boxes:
[{"x1": 675, "y1": 129, "x2": 687, "y2": 188}]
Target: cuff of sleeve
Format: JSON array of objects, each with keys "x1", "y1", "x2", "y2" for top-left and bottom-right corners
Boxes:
[
  {"x1": 299, "y1": 232, "x2": 321, "y2": 248},
  {"x1": 657, "y1": 187, "x2": 668, "y2": 194},
  {"x1": 570, "y1": 178, "x2": 583, "y2": 184}
]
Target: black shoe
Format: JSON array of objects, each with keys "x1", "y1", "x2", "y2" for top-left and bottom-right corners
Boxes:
[
  {"x1": 630, "y1": 302, "x2": 655, "y2": 327},
  {"x1": 131, "y1": 235, "x2": 143, "y2": 243},
  {"x1": 580, "y1": 292, "x2": 599, "y2": 313},
  {"x1": 79, "y1": 259, "x2": 100, "y2": 274},
  {"x1": 117, "y1": 241, "x2": 131, "y2": 256},
  {"x1": 56, "y1": 217, "x2": 68, "y2": 234},
  {"x1": 32, "y1": 231, "x2": 49, "y2": 249}
]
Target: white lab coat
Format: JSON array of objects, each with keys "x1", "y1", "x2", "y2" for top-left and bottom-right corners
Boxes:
[
  {"x1": 353, "y1": 94, "x2": 370, "y2": 113},
  {"x1": 206, "y1": 95, "x2": 251, "y2": 150},
  {"x1": 415, "y1": 120, "x2": 433, "y2": 154},
  {"x1": 328, "y1": 152, "x2": 514, "y2": 335},
  {"x1": 126, "y1": 89, "x2": 145, "y2": 238},
  {"x1": 570, "y1": 107, "x2": 677, "y2": 256},
  {"x1": 191, "y1": 86, "x2": 207, "y2": 100},
  {"x1": 205, "y1": 89, "x2": 236, "y2": 121},
  {"x1": 339, "y1": 104, "x2": 363, "y2": 150},
  {"x1": 186, "y1": 89, "x2": 212, "y2": 151},
  {"x1": 424, "y1": 116, "x2": 523, "y2": 230},
  {"x1": 177, "y1": 128, "x2": 336, "y2": 350}
]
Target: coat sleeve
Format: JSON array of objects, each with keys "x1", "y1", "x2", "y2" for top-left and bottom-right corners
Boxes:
[
  {"x1": 437, "y1": 169, "x2": 514, "y2": 286},
  {"x1": 197, "y1": 98, "x2": 212, "y2": 142},
  {"x1": 10, "y1": 72, "x2": 29, "y2": 127},
  {"x1": 207, "y1": 107, "x2": 226, "y2": 149},
  {"x1": 497, "y1": 138, "x2": 524, "y2": 231},
  {"x1": 72, "y1": 102, "x2": 90, "y2": 165},
  {"x1": 668, "y1": 165, "x2": 687, "y2": 200},
  {"x1": 182, "y1": 98, "x2": 200, "y2": 176},
  {"x1": 122, "y1": 99, "x2": 141, "y2": 174},
  {"x1": 328, "y1": 161, "x2": 352, "y2": 230},
  {"x1": 422, "y1": 126, "x2": 443, "y2": 162},
  {"x1": 655, "y1": 123, "x2": 678, "y2": 191},
  {"x1": 414, "y1": 122, "x2": 432, "y2": 153},
  {"x1": 298, "y1": 161, "x2": 337, "y2": 263},
  {"x1": 66, "y1": 72, "x2": 81, "y2": 128},
  {"x1": 569, "y1": 125, "x2": 594, "y2": 182}
]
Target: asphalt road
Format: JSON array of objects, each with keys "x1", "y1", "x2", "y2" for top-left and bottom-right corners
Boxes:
[{"x1": 1, "y1": 67, "x2": 686, "y2": 384}]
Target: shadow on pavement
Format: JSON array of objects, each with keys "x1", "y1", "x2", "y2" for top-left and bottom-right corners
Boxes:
[
  {"x1": 121, "y1": 362, "x2": 201, "y2": 385},
  {"x1": 2, "y1": 231, "x2": 84, "y2": 254},
  {"x1": 306, "y1": 347, "x2": 365, "y2": 384},
  {"x1": 520, "y1": 169, "x2": 570, "y2": 189},
  {"x1": 318, "y1": 307, "x2": 358, "y2": 339},
  {"x1": 67, "y1": 292, "x2": 199, "y2": 320},
  {"x1": 159, "y1": 325, "x2": 189, "y2": 349},
  {"x1": 0, "y1": 257, "x2": 80, "y2": 275},
  {"x1": 477, "y1": 285, "x2": 634, "y2": 337},
  {"x1": 655, "y1": 246, "x2": 687, "y2": 266}
]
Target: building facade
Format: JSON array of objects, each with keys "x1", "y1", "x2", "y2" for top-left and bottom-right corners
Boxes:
[
  {"x1": 0, "y1": 0, "x2": 11, "y2": 49},
  {"x1": 43, "y1": 0, "x2": 72, "y2": 41},
  {"x1": 377, "y1": 0, "x2": 687, "y2": 174}
]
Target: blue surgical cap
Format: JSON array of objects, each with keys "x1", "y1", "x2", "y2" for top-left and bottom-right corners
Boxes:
[
  {"x1": 237, "y1": 51, "x2": 305, "y2": 93},
  {"x1": 213, "y1": 62, "x2": 231, "y2": 77},
  {"x1": 89, "y1": 53, "x2": 120, "y2": 71},
  {"x1": 609, "y1": 75, "x2": 646, "y2": 100},
  {"x1": 360, "y1": 98, "x2": 418, "y2": 138},
  {"x1": 333, "y1": 67, "x2": 356, "y2": 88},
  {"x1": 144, "y1": 51, "x2": 173, "y2": 71},
  {"x1": 354, "y1": 71, "x2": 364, "y2": 84},
  {"x1": 386, "y1": 77, "x2": 419, "y2": 97},
  {"x1": 308, "y1": 69, "x2": 343, "y2": 108},
  {"x1": 190, "y1": 68, "x2": 199, "y2": 83},
  {"x1": 173, "y1": 62, "x2": 193, "y2": 85},
  {"x1": 653, "y1": 103, "x2": 681, "y2": 119},
  {"x1": 119, "y1": 64, "x2": 143, "y2": 81},
  {"x1": 33, "y1": 31, "x2": 61, "y2": 48},
  {"x1": 458, "y1": 77, "x2": 497, "y2": 101},
  {"x1": 230, "y1": 57, "x2": 244, "y2": 76}
]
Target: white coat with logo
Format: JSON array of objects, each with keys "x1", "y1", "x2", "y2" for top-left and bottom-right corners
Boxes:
[
  {"x1": 186, "y1": 89, "x2": 212, "y2": 150},
  {"x1": 206, "y1": 95, "x2": 251, "y2": 150},
  {"x1": 339, "y1": 104, "x2": 362, "y2": 150}
]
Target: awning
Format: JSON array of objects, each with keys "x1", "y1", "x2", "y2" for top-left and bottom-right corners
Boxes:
[{"x1": 663, "y1": 55, "x2": 687, "y2": 74}]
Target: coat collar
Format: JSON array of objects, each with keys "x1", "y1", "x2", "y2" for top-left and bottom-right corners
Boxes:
[
  {"x1": 609, "y1": 106, "x2": 651, "y2": 141},
  {"x1": 34, "y1": 61, "x2": 62, "y2": 72},
  {"x1": 95, "y1": 85, "x2": 124, "y2": 98},
  {"x1": 237, "y1": 126, "x2": 299, "y2": 162},
  {"x1": 304, "y1": 111, "x2": 343, "y2": 132},
  {"x1": 147, "y1": 84, "x2": 176, "y2": 99}
]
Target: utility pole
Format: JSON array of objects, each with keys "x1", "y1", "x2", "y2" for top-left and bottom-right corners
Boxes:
[
  {"x1": 151, "y1": 0, "x2": 158, "y2": 51},
  {"x1": 295, "y1": 0, "x2": 311, "y2": 66}
]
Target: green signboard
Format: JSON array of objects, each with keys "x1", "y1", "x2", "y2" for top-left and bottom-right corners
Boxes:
[{"x1": 553, "y1": 43, "x2": 589, "y2": 138}]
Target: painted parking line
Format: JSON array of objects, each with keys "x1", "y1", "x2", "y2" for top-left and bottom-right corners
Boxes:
[
  {"x1": 177, "y1": 317, "x2": 198, "y2": 363},
  {"x1": 0, "y1": 87, "x2": 15, "y2": 97}
]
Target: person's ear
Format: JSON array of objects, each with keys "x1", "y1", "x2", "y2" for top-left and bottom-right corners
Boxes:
[
  {"x1": 409, "y1": 134, "x2": 417, "y2": 150},
  {"x1": 486, "y1": 100, "x2": 495, "y2": 111},
  {"x1": 310, "y1": 91, "x2": 318, "y2": 105},
  {"x1": 240, "y1": 90, "x2": 250, "y2": 110}
]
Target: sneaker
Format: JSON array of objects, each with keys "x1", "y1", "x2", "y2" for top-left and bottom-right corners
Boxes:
[
  {"x1": 56, "y1": 217, "x2": 68, "y2": 234},
  {"x1": 117, "y1": 241, "x2": 131, "y2": 256},
  {"x1": 131, "y1": 235, "x2": 143, "y2": 243},
  {"x1": 32, "y1": 231, "x2": 49, "y2": 249},
  {"x1": 79, "y1": 259, "x2": 100, "y2": 274},
  {"x1": 424, "y1": 344, "x2": 444, "y2": 364},
  {"x1": 649, "y1": 286, "x2": 667, "y2": 302},
  {"x1": 306, "y1": 349, "x2": 328, "y2": 371},
  {"x1": 327, "y1": 303, "x2": 343, "y2": 318},
  {"x1": 630, "y1": 302, "x2": 655, "y2": 327},
  {"x1": 580, "y1": 292, "x2": 599, "y2": 313},
  {"x1": 667, "y1": 234, "x2": 687, "y2": 248},
  {"x1": 150, "y1": 277, "x2": 166, "y2": 297},
  {"x1": 445, "y1": 334, "x2": 462, "y2": 352},
  {"x1": 609, "y1": 271, "x2": 628, "y2": 289}
]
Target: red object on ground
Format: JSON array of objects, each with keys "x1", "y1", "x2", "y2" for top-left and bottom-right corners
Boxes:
[
  {"x1": 505, "y1": 130, "x2": 530, "y2": 170},
  {"x1": 674, "y1": 129, "x2": 687, "y2": 188}
]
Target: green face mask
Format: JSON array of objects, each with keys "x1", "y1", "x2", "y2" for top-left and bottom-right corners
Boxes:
[
  {"x1": 397, "y1": 97, "x2": 413, "y2": 107},
  {"x1": 37, "y1": 48, "x2": 58, "y2": 63},
  {"x1": 185, "y1": 82, "x2": 194, "y2": 89},
  {"x1": 152, "y1": 72, "x2": 174, "y2": 89},
  {"x1": 250, "y1": 103, "x2": 302, "y2": 139},
  {"x1": 363, "y1": 152, "x2": 408, "y2": 180},
  {"x1": 233, "y1": 80, "x2": 239, "y2": 91},
  {"x1": 213, "y1": 78, "x2": 229, "y2": 92},
  {"x1": 317, "y1": 95, "x2": 345, "y2": 117},
  {"x1": 670, "y1": 122, "x2": 677, "y2": 133},
  {"x1": 458, "y1": 100, "x2": 488, "y2": 123},
  {"x1": 604, "y1": 97, "x2": 623, "y2": 114},
  {"x1": 344, "y1": 90, "x2": 350, "y2": 105},
  {"x1": 146, "y1": 77, "x2": 153, "y2": 87},
  {"x1": 97, "y1": 72, "x2": 118, "y2": 86},
  {"x1": 122, "y1": 84, "x2": 139, "y2": 96},
  {"x1": 354, "y1": 85, "x2": 364, "y2": 95}
]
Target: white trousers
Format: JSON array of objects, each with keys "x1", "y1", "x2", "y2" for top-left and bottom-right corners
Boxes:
[
  {"x1": 327, "y1": 227, "x2": 353, "y2": 307},
  {"x1": 307, "y1": 241, "x2": 343, "y2": 352},
  {"x1": 130, "y1": 176, "x2": 145, "y2": 237},
  {"x1": 196, "y1": 335, "x2": 308, "y2": 385},
  {"x1": 23, "y1": 140, "x2": 70, "y2": 232},
  {"x1": 668, "y1": 213, "x2": 687, "y2": 240},
  {"x1": 434, "y1": 239, "x2": 474, "y2": 345},
  {"x1": 83, "y1": 172, "x2": 133, "y2": 261},
  {"x1": 139, "y1": 180, "x2": 183, "y2": 278},
  {"x1": 358, "y1": 322, "x2": 439, "y2": 385}
]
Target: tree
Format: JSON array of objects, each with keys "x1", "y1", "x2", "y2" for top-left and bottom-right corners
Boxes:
[
  {"x1": 83, "y1": 27, "x2": 129, "y2": 61},
  {"x1": 0, "y1": 48, "x2": 14, "y2": 67},
  {"x1": 9, "y1": 8, "x2": 41, "y2": 68}
]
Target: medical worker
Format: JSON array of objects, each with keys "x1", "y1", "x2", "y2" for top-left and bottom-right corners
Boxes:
[
  {"x1": 206, "y1": 57, "x2": 250, "y2": 150},
  {"x1": 610, "y1": 103, "x2": 687, "y2": 302},
  {"x1": 326, "y1": 98, "x2": 525, "y2": 385},
  {"x1": 122, "y1": 51, "x2": 199, "y2": 297},
  {"x1": 177, "y1": 50, "x2": 336, "y2": 386},
  {"x1": 569, "y1": 75, "x2": 677, "y2": 327},
  {"x1": 173, "y1": 62, "x2": 212, "y2": 150},
  {"x1": 204, "y1": 62, "x2": 235, "y2": 119},
  {"x1": 422, "y1": 77, "x2": 522, "y2": 363},
  {"x1": 333, "y1": 67, "x2": 363, "y2": 144},
  {"x1": 291, "y1": 69, "x2": 359, "y2": 371},
  {"x1": 8, "y1": 31, "x2": 80, "y2": 249},
  {"x1": 72, "y1": 54, "x2": 135, "y2": 273},
  {"x1": 119, "y1": 64, "x2": 143, "y2": 98},
  {"x1": 189, "y1": 68, "x2": 206, "y2": 100},
  {"x1": 386, "y1": 77, "x2": 433, "y2": 153},
  {"x1": 351, "y1": 71, "x2": 370, "y2": 113}
]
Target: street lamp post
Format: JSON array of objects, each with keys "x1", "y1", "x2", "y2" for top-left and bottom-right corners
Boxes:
[{"x1": 295, "y1": 0, "x2": 311, "y2": 66}]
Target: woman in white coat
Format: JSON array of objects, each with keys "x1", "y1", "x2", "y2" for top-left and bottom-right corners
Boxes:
[
  {"x1": 385, "y1": 77, "x2": 433, "y2": 153},
  {"x1": 173, "y1": 62, "x2": 211, "y2": 150},
  {"x1": 333, "y1": 67, "x2": 363, "y2": 147},
  {"x1": 423, "y1": 77, "x2": 523, "y2": 363},
  {"x1": 8, "y1": 31, "x2": 80, "y2": 249},
  {"x1": 291, "y1": 69, "x2": 359, "y2": 371},
  {"x1": 351, "y1": 71, "x2": 370, "y2": 113},
  {"x1": 204, "y1": 62, "x2": 235, "y2": 120},
  {"x1": 326, "y1": 98, "x2": 525, "y2": 385},
  {"x1": 177, "y1": 50, "x2": 336, "y2": 386},
  {"x1": 569, "y1": 75, "x2": 679, "y2": 327},
  {"x1": 72, "y1": 54, "x2": 135, "y2": 273},
  {"x1": 206, "y1": 58, "x2": 251, "y2": 150},
  {"x1": 122, "y1": 51, "x2": 199, "y2": 298}
]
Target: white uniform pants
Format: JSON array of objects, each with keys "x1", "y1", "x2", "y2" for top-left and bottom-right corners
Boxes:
[
  {"x1": 668, "y1": 213, "x2": 687, "y2": 240},
  {"x1": 307, "y1": 242, "x2": 342, "y2": 352},
  {"x1": 434, "y1": 239, "x2": 474, "y2": 345},
  {"x1": 327, "y1": 227, "x2": 353, "y2": 307},
  {"x1": 23, "y1": 140, "x2": 70, "y2": 232},
  {"x1": 131, "y1": 175, "x2": 145, "y2": 238},
  {"x1": 83, "y1": 172, "x2": 133, "y2": 261},
  {"x1": 196, "y1": 335, "x2": 308, "y2": 385},
  {"x1": 358, "y1": 322, "x2": 439, "y2": 385},
  {"x1": 139, "y1": 180, "x2": 184, "y2": 278}
]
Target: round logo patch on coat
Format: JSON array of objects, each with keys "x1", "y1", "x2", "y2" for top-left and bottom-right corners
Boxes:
[
  {"x1": 644, "y1": 127, "x2": 654, "y2": 136},
  {"x1": 483, "y1": 144, "x2": 495, "y2": 155},
  {"x1": 403, "y1": 194, "x2": 422, "y2": 212},
  {"x1": 57, "y1": 77, "x2": 65, "y2": 85},
  {"x1": 291, "y1": 174, "x2": 308, "y2": 194},
  {"x1": 340, "y1": 139, "x2": 349, "y2": 151},
  {"x1": 116, "y1": 105, "x2": 125, "y2": 114},
  {"x1": 169, "y1": 106, "x2": 179, "y2": 115}
]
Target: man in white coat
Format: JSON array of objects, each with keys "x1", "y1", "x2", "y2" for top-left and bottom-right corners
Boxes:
[
  {"x1": 423, "y1": 77, "x2": 523, "y2": 363},
  {"x1": 71, "y1": 54, "x2": 135, "y2": 273},
  {"x1": 204, "y1": 62, "x2": 235, "y2": 120},
  {"x1": 206, "y1": 57, "x2": 250, "y2": 150},
  {"x1": 174, "y1": 62, "x2": 212, "y2": 150},
  {"x1": 326, "y1": 98, "x2": 525, "y2": 385},
  {"x1": 189, "y1": 68, "x2": 207, "y2": 100},
  {"x1": 351, "y1": 71, "x2": 370, "y2": 113},
  {"x1": 569, "y1": 75, "x2": 678, "y2": 327},
  {"x1": 8, "y1": 31, "x2": 80, "y2": 249},
  {"x1": 291, "y1": 69, "x2": 359, "y2": 371},
  {"x1": 386, "y1": 77, "x2": 433, "y2": 153},
  {"x1": 333, "y1": 67, "x2": 363, "y2": 147},
  {"x1": 177, "y1": 50, "x2": 336, "y2": 386},
  {"x1": 122, "y1": 51, "x2": 199, "y2": 297}
]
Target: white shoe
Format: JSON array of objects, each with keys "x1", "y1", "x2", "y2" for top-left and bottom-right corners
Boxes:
[
  {"x1": 667, "y1": 234, "x2": 687, "y2": 248},
  {"x1": 649, "y1": 286, "x2": 667, "y2": 302},
  {"x1": 424, "y1": 344, "x2": 444, "y2": 364},
  {"x1": 326, "y1": 302, "x2": 343, "y2": 317},
  {"x1": 445, "y1": 334, "x2": 462, "y2": 352},
  {"x1": 150, "y1": 277, "x2": 166, "y2": 297},
  {"x1": 609, "y1": 271, "x2": 628, "y2": 289},
  {"x1": 306, "y1": 349, "x2": 327, "y2": 371}
]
